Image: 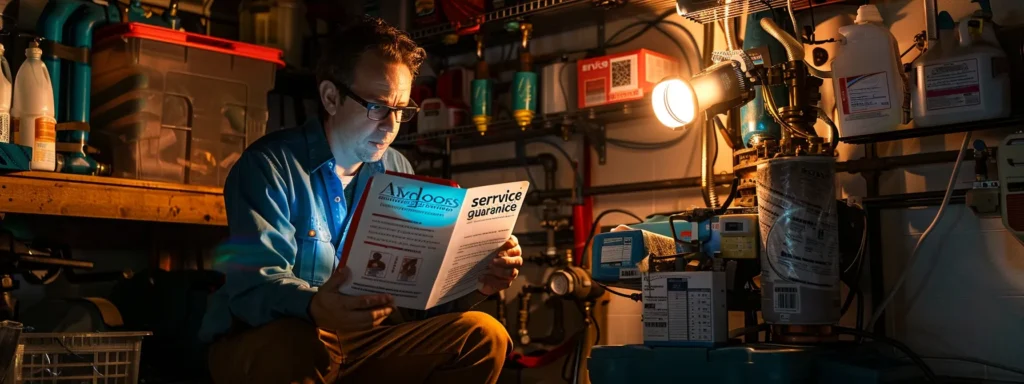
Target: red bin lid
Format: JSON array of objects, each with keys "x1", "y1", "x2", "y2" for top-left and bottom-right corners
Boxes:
[{"x1": 95, "y1": 22, "x2": 285, "y2": 68}]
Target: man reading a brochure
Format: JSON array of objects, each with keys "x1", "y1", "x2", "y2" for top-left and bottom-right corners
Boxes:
[{"x1": 200, "y1": 16, "x2": 522, "y2": 384}]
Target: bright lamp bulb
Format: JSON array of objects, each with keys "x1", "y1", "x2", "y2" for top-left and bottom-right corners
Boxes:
[{"x1": 652, "y1": 78, "x2": 696, "y2": 129}]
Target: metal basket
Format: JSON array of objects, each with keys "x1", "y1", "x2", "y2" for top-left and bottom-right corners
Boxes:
[{"x1": 9, "y1": 332, "x2": 150, "y2": 384}]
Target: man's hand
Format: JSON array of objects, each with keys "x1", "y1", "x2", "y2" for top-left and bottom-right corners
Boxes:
[
  {"x1": 478, "y1": 235, "x2": 523, "y2": 296},
  {"x1": 309, "y1": 267, "x2": 395, "y2": 332}
]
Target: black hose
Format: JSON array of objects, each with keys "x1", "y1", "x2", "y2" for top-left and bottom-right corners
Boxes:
[
  {"x1": 657, "y1": 20, "x2": 705, "y2": 73},
  {"x1": 715, "y1": 177, "x2": 739, "y2": 215},
  {"x1": 701, "y1": 115, "x2": 719, "y2": 208},
  {"x1": 833, "y1": 326, "x2": 937, "y2": 382},
  {"x1": 604, "y1": 9, "x2": 677, "y2": 49}
]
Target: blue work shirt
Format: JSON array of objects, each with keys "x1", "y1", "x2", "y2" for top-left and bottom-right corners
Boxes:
[{"x1": 199, "y1": 118, "x2": 480, "y2": 342}]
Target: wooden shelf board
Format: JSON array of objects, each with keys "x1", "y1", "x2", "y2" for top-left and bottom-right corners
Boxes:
[{"x1": 0, "y1": 172, "x2": 227, "y2": 226}]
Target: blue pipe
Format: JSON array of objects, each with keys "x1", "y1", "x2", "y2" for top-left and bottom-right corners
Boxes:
[
  {"x1": 37, "y1": 0, "x2": 86, "y2": 123},
  {"x1": 65, "y1": 3, "x2": 112, "y2": 123}
]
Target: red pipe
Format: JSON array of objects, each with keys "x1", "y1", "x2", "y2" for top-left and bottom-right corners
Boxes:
[
  {"x1": 573, "y1": 137, "x2": 594, "y2": 267},
  {"x1": 507, "y1": 334, "x2": 580, "y2": 368}
]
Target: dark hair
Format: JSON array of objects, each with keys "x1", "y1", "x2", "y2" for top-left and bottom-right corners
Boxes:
[{"x1": 315, "y1": 16, "x2": 426, "y2": 89}]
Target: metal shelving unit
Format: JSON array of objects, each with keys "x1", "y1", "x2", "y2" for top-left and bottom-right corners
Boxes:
[
  {"x1": 410, "y1": 0, "x2": 588, "y2": 42},
  {"x1": 393, "y1": 96, "x2": 656, "y2": 167},
  {"x1": 840, "y1": 115, "x2": 1024, "y2": 145},
  {"x1": 676, "y1": 0, "x2": 848, "y2": 24}
]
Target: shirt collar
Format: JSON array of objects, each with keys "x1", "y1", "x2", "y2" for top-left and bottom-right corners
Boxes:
[
  {"x1": 301, "y1": 118, "x2": 386, "y2": 175},
  {"x1": 302, "y1": 118, "x2": 334, "y2": 172}
]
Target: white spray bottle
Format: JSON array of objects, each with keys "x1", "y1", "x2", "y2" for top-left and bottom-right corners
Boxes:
[{"x1": 12, "y1": 39, "x2": 56, "y2": 171}]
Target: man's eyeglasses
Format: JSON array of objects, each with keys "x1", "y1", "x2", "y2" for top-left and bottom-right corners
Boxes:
[{"x1": 334, "y1": 81, "x2": 420, "y2": 123}]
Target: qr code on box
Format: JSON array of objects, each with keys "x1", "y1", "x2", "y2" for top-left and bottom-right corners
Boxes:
[
  {"x1": 610, "y1": 56, "x2": 637, "y2": 91},
  {"x1": 612, "y1": 60, "x2": 631, "y2": 87}
]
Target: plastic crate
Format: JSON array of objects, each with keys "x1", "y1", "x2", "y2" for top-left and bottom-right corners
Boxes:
[
  {"x1": 90, "y1": 23, "x2": 284, "y2": 187},
  {"x1": 10, "y1": 332, "x2": 150, "y2": 384}
]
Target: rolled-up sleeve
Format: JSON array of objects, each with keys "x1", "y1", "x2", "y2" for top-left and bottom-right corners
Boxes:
[{"x1": 214, "y1": 151, "x2": 317, "y2": 328}]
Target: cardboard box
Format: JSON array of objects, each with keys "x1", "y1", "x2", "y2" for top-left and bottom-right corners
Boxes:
[{"x1": 576, "y1": 49, "x2": 679, "y2": 109}]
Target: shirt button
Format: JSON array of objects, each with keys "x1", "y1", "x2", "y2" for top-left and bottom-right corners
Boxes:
[
  {"x1": 308, "y1": 230, "x2": 316, "y2": 237},
  {"x1": 334, "y1": 196, "x2": 341, "y2": 203}
]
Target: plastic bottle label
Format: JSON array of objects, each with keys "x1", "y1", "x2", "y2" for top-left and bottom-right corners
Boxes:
[
  {"x1": 0, "y1": 113, "x2": 9, "y2": 143},
  {"x1": 32, "y1": 116, "x2": 56, "y2": 165},
  {"x1": 838, "y1": 71, "x2": 892, "y2": 119},
  {"x1": 924, "y1": 58, "x2": 981, "y2": 111},
  {"x1": 757, "y1": 159, "x2": 840, "y2": 291}
]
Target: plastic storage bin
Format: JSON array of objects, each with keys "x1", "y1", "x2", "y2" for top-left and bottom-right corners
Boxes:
[
  {"x1": 9, "y1": 331, "x2": 150, "y2": 383},
  {"x1": 90, "y1": 23, "x2": 284, "y2": 187}
]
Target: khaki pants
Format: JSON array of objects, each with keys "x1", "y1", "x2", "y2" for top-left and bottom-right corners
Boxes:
[{"x1": 208, "y1": 311, "x2": 511, "y2": 384}]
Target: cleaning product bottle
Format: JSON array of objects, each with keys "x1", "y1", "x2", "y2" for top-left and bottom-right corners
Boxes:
[
  {"x1": 471, "y1": 34, "x2": 492, "y2": 135},
  {"x1": 13, "y1": 40, "x2": 57, "y2": 171},
  {"x1": 512, "y1": 22, "x2": 537, "y2": 130},
  {"x1": 831, "y1": 4, "x2": 905, "y2": 137},
  {"x1": 0, "y1": 44, "x2": 11, "y2": 143},
  {"x1": 912, "y1": 3, "x2": 1009, "y2": 126}
]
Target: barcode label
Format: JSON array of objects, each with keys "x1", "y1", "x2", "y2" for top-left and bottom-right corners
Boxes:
[
  {"x1": 619, "y1": 268, "x2": 639, "y2": 279},
  {"x1": 645, "y1": 321, "x2": 667, "y2": 328},
  {"x1": 774, "y1": 285, "x2": 800, "y2": 313},
  {"x1": 611, "y1": 60, "x2": 632, "y2": 87}
]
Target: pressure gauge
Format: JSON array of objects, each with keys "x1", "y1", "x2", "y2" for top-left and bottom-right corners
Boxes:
[{"x1": 548, "y1": 270, "x2": 575, "y2": 296}]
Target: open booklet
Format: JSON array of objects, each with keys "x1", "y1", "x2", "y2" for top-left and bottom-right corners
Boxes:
[{"x1": 339, "y1": 171, "x2": 529, "y2": 310}]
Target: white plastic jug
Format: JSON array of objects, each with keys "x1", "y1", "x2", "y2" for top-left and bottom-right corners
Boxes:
[
  {"x1": 911, "y1": 10, "x2": 1010, "y2": 127},
  {"x1": 0, "y1": 44, "x2": 11, "y2": 144},
  {"x1": 12, "y1": 40, "x2": 55, "y2": 171},
  {"x1": 831, "y1": 5, "x2": 906, "y2": 137}
]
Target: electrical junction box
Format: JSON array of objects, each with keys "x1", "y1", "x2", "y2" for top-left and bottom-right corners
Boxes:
[
  {"x1": 716, "y1": 214, "x2": 758, "y2": 259},
  {"x1": 576, "y1": 49, "x2": 679, "y2": 109},
  {"x1": 641, "y1": 271, "x2": 727, "y2": 347}
]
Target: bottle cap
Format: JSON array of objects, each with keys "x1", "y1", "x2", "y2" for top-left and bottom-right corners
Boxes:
[
  {"x1": 25, "y1": 40, "x2": 41, "y2": 59},
  {"x1": 855, "y1": 4, "x2": 883, "y2": 24}
]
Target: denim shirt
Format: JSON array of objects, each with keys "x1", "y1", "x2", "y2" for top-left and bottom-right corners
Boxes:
[{"x1": 199, "y1": 119, "x2": 479, "y2": 342}]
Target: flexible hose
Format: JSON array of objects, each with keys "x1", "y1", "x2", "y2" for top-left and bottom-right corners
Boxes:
[
  {"x1": 759, "y1": 17, "x2": 833, "y2": 79},
  {"x1": 702, "y1": 115, "x2": 719, "y2": 208},
  {"x1": 723, "y1": 19, "x2": 736, "y2": 51},
  {"x1": 867, "y1": 131, "x2": 972, "y2": 332},
  {"x1": 760, "y1": 17, "x2": 803, "y2": 62},
  {"x1": 786, "y1": 0, "x2": 800, "y2": 37}
]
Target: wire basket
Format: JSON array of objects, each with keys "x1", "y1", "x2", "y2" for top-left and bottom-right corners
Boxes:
[{"x1": 8, "y1": 332, "x2": 151, "y2": 384}]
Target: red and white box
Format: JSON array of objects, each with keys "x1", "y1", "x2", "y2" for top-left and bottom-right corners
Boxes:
[{"x1": 576, "y1": 49, "x2": 679, "y2": 109}]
